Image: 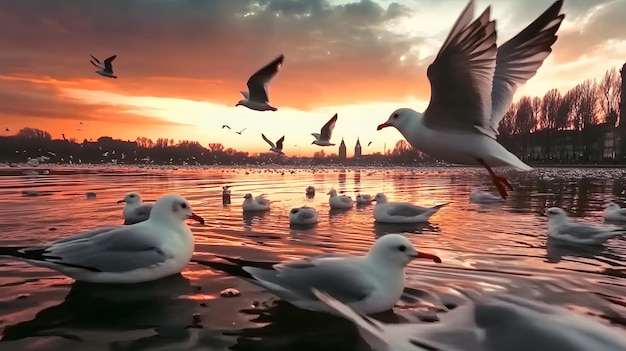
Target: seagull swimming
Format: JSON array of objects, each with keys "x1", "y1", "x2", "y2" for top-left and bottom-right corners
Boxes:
[
  {"x1": 193, "y1": 234, "x2": 441, "y2": 314},
  {"x1": 262, "y1": 133, "x2": 285, "y2": 155},
  {"x1": 236, "y1": 54, "x2": 284, "y2": 111},
  {"x1": 117, "y1": 192, "x2": 153, "y2": 225},
  {"x1": 376, "y1": 0, "x2": 565, "y2": 200},
  {"x1": 604, "y1": 202, "x2": 626, "y2": 222},
  {"x1": 546, "y1": 207, "x2": 625, "y2": 245},
  {"x1": 0, "y1": 194, "x2": 204, "y2": 284},
  {"x1": 90, "y1": 54, "x2": 118, "y2": 79},
  {"x1": 312, "y1": 113, "x2": 338, "y2": 146}
]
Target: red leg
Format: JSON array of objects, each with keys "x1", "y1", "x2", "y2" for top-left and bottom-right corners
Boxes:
[{"x1": 477, "y1": 158, "x2": 513, "y2": 199}]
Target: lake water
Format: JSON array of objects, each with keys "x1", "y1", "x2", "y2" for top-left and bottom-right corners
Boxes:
[{"x1": 0, "y1": 165, "x2": 625, "y2": 350}]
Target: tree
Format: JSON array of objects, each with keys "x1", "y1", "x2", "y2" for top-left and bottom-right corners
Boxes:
[
  {"x1": 577, "y1": 79, "x2": 598, "y2": 129},
  {"x1": 531, "y1": 96, "x2": 542, "y2": 132},
  {"x1": 599, "y1": 67, "x2": 620, "y2": 125},
  {"x1": 16, "y1": 127, "x2": 52, "y2": 140},
  {"x1": 515, "y1": 96, "x2": 535, "y2": 134},
  {"x1": 392, "y1": 140, "x2": 413, "y2": 155},
  {"x1": 556, "y1": 91, "x2": 572, "y2": 130},
  {"x1": 540, "y1": 88, "x2": 561, "y2": 130},
  {"x1": 498, "y1": 102, "x2": 517, "y2": 136},
  {"x1": 208, "y1": 143, "x2": 225, "y2": 153}
]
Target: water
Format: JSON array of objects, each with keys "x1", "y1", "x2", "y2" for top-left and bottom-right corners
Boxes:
[{"x1": 0, "y1": 165, "x2": 625, "y2": 350}]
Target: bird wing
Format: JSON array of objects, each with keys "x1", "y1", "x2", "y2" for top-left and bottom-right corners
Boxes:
[
  {"x1": 17, "y1": 224, "x2": 170, "y2": 273},
  {"x1": 488, "y1": 1, "x2": 564, "y2": 137},
  {"x1": 261, "y1": 133, "x2": 275, "y2": 148},
  {"x1": 276, "y1": 136, "x2": 285, "y2": 150},
  {"x1": 387, "y1": 203, "x2": 429, "y2": 217},
  {"x1": 244, "y1": 256, "x2": 376, "y2": 303},
  {"x1": 320, "y1": 114, "x2": 338, "y2": 141},
  {"x1": 246, "y1": 54, "x2": 285, "y2": 103},
  {"x1": 90, "y1": 54, "x2": 101, "y2": 65},
  {"x1": 422, "y1": 2, "x2": 497, "y2": 135},
  {"x1": 90, "y1": 60, "x2": 102, "y2": 69},
  {"x1": 103, "y1": 55, "x2": 117, "y2": 73}
]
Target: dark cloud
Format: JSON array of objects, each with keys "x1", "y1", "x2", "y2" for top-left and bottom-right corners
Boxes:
[
  {"x1": 0, "y1": 0, "x2": 423, "y2": 109},
  {"x1": 0, "y1": 77, "x2": 186, "y2": 126}
]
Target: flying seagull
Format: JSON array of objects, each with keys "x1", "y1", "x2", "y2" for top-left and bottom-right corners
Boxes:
[
  {"x1": 376, "y1": 0, "x2": 564, "y2": 199},
  {"x1": 5, "y1": 127, "x2": 9, "y2": 132},
  {"x1": 236, "y1": 55, "x2": 284, "y2": 112},
  {"x1": 311, "y1": 114, "x2": 338, "y2": 146},
  {"x1": 222, "y1": 125, "x2": 231, "y2": 130},
  {"x1": 261, "y1": 134, "x2": 285, "y2": 155},
  {"x1": 90, "y1": 54, "x2": 118, "y2": 79},
  {"x1": 236, "y1": 127, "x2": 247, "y2": 135},
  {"x1": 367, "y1": 141, "x2": 372, "y2": 146}
]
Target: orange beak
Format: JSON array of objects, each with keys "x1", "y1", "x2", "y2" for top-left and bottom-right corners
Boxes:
[
  {"x1": 188, "y1": 212, "x2": 205, "y2": 225},
  {"x1": 377, "y1": 122, "x2": 392, "y2": 130},
  {"x1": 411, "y1": 251, "x2": 442, "y2": 263}
]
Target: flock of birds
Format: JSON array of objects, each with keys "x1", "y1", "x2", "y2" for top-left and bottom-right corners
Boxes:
[
  {"x1": 3, "y1": 1, "x2": 626, "y2": 350},
  {"x1": 81, "y1": 0, "x2": 568, "y2": 202}
]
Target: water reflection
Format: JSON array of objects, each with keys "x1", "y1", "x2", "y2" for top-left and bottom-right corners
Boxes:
[
  {"x1": 373, "y1": 222, "x2": 438, "y2": 237},
  {"x1": 1, "y1": 274, "x2": 196, "y2": 342},
  {"x1": 243, "y1": 211, "x2": 268, "y2": 227}
]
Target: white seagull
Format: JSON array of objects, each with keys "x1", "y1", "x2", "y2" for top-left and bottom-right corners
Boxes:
[
  {"x1": 376, "y1": 0, "x2": 565, "y2": 200},
  {"x1": 117, "y1": 192, "x2": 153, "y2": 225},
  {"x1": 289, "y1": 206, "x2": 319, "y2": 225},
  {"x1": 236, "y1": 54, "x2": 284, "y2": 111},
  {"x1": 90, "y1": 54, "x2": 118, "y2": 79},
  {"x1": 312, "y1": 113, "x2": 338, "y2": 146},
  {"x1": 546, "y1": 207, "x2": 625, "y2": 245},
  {"x1": 604, "y1": 202, "x2": 626, "y2": 222},
  {"x1": 327, "y1": 189, "x2": 353, "y2": 209},
  {"x1": 194, "y1": 234, "x2": 441, "y2": 314},
  {"x1": 313, "y1": 289, "x2": 626, "y2": 351},
  {"x1": 261, "y1": 133, "x2": 285, "y2": 155},
  {"x1": 373, "y1": 193, "x2": 449, "y2": 224},
  {"x1": 469, "y1": 188, "x2": 503, "y2": 204},
  {"x1": 0, "y1": 194, "x2": 204, "y2": 284},
  {"x1": 242, "y1": 193, "x2": 271, "y2": 212}
]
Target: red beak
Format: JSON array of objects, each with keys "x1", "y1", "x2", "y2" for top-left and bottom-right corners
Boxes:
[
  {"x1": 188, "y1": 212, "x2": 205, "y2": 225},
  {"x1": 116, "y1": 200, "x2": 125, "y2": 204},
  {"x1": 377, "y1": 122, "x2": 392, "y2": 130},
  {"x1": 413, "y1": 252, "x2": 442, "y2": 263}
]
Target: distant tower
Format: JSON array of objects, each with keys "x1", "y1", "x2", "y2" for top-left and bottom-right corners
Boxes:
[
  {"x1": 354, "y1": 138, "x2": 362, "y2": 158},
  {"x1": 339, "y1": 138, "x2": 347, "y2": 159}
]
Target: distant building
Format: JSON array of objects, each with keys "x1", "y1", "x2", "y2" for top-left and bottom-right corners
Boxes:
[
  {"x1": 354, "y1": 138, "x2": 362, "y2": 158},
  {"x1": 338, "y1": 138, "x2": 346, "y2": 159}
]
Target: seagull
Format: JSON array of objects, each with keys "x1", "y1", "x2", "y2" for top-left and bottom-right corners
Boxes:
[
  {"x1": 312, "y1": 113, "x2": 338, "y2": 146},
  {"x1": 373, "y1": 193, "x2": 449, "y2": 223},
  {"x1": 469, "y1": 188, "x2": 503, "y2": 204},
  {"x1": 367, "y1": 141, "x2": 372, "y2": 146},
  {"x1": 5, "y1": 127, "x2": 9, "y2": 132},
  {"x1": 236, "y1": 54, "x2": 284, "y2": 111},
  {"x1": 116, "y1": 192, "x2": 152, "y2": 225},
  {"x1": 261, "y1": 133, "x2": 285, "y2": 155},
  {"x1": 545, "y1": 207, "x2": 625, "y2": 245},
  {"x1": 222, "y1": 125, "x2": 231, "y2": 130},
  {"x1": 0, "y1": 194, "x2": 204, "y2": 284},
  {"x1": 604, "y1": 202, "x2": 626, "y2": 222},
  {"x1": 376, "y1": 0, "x2": 565, "y2": 200},
  {"x1": 90, "y1": 54, "x2": 118, "y2": 79},
  {"x1": 235, "y1": 127, "x2": 247, "y2": 135},
  {"x1": 313, "y1": 289, "x2": 626, "y2": 351},
  {"x1": 192, "y1": 234, "x2": 441, "y2": 314}
]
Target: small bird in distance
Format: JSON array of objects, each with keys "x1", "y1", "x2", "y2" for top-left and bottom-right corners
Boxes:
[{"x1": 90, "y1": 54, "x2": 118, "y2": 79}]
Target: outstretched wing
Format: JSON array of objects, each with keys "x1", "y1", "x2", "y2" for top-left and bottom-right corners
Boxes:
[
  {"x1": 261, "y1": 133, "x2": 275, "y2": 148},
  {"x1": 276, "y1": 136, "x2": 285, "y2": 150},
  {"x1": 320, "y1": 114, "x2": 338, "y2": 140},
  {"x1": 246, "y1": 54, "x2": 285, "y2": 103},
  {"x1": 103, "y1": 55, "x2": 117, "y2": 73}
]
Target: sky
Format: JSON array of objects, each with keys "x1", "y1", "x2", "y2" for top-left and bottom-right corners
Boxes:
[{"x1": 1, "y1": 0, "x2": 625, "y2": 157}]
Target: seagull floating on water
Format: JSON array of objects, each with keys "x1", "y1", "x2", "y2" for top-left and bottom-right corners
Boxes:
[
  {"x1": 117, "y1": 192, "x2": 154, "y2": 225},
  {"x1": 261, "y1": 133, "x2": 285, "y2": 155},
  {"x1": 312, "y1": 114, "x2": 338, "y2": 146},
  {"x1": 90, "y1": 54, "x2": 118, "y2": 79},
  {"x1": 377, "y1": 0, "x2": 565, "y2": 200},
  {"x1": 469, "y1": 188, "x2": 503, "y2": 204},
  {"x1": 236, "y1": 54, "x2": 284, "y2": 111},
  {"x1": 289, "y1": 206, "x2": 319, "y2": 225},
  {"x1": 242, "y1": 193, "x2": 270, "y2": 212},
  {"x1": 604, "y1": 202, "x2": 626, "y2": 222},
  {"x1": 327, "y1": 189, "x2": 353, "y2": 209},
  {"x1": 193, "y1": 234, "x2": 441, "y2": 314},
  {"x1": 546, "y1": 207, "x2": 625, "y2": 245},
  {"x1": 373, "y1": 193, "x2": 449, "y2": 223},
  {"x1": 0, "y1": 194, "x2": 204, "y2": 284}
]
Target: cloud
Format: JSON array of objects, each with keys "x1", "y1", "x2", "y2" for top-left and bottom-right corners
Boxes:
[
  {"x1": 0, "y1": 0, "x2": 425, "y2": 109},
  {"x1": 0, "y1": 76, "x2": 186, "y2": 127}
]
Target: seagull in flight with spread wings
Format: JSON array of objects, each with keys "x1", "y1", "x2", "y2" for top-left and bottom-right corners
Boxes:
[
  {"x1": 90, "y1": 54, "x2": 118, "y2": 79},
  {"x1": 376, "y1": 0, "x2": 565, "y2": 199},
  {"x1": 235, "y1": 127, "x2": 247, "y2": 135},
  {"x1": 236, "y1": 55, "x2": 284, "y2": 111},
  {"x1": 312, "y1": 114, "x2": 338, "y2": 147},
  {"x1": 262, "y1": 134, "x2": 285, "y2": 155}
]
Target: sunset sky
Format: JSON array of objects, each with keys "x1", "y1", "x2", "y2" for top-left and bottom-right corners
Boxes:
[{"x1": 1, "y1": 0, "x2": 625, "y2": 157}]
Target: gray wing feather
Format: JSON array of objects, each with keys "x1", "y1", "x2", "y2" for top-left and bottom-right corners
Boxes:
[
  {"x1": 559, "y1": 222, "x2": 623, "y2": 239},
  {"x1": 298, "y1": 211, "x2": 315, "y2": 220},
  {"x1": 134, "y1": 205, "x2": 152, "y2": 219},
  {"x1": 41, "y1": 227, "x2": 170, "y2": 272},
  {"x1": 388, "y1": 204, "x2": 429, "y2": 217},
  {"x1": 50, "y1": 226, "x2": 119, "y2": 244},
  {"x1": 246, "y1": 258, "x2": 375, "y2": 302}
]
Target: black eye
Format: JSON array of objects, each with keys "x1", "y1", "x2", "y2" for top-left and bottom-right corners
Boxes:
[
  {"x1": 130, "y1": 194, "x2": 135, "y2": 197},
  {"x1": 181, "y1": 203, "x2": 187, "y2": 209},
  {"x1": 392, "y1": 113, "x2": 398, "y2": 119},
  {"x1": 398, "y1": 245, "x2": 406, "y2": 252}
]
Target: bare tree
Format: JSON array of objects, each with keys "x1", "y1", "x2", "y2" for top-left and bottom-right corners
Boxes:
[
  {"x1": 16, "y1": 127, "x2": 52, "y2": 140},
  {"x1": 578, "y1": 79, "x2": 598, "y2": 128},
  {"x1": 515, "y1": 96, "x2": 535, "y2": 134},
  {"x1": 598, "y1": 67, "x2": 620, "y2": 125},
  {"x1": 531, "y1": 96, "x2": 542, "y2": 132},
  {"x1": 498, "y1": 101, "x2": 517, "y2": 136},
  {"x1": 540, "y1": 88, "x2": 561, "y2": 130},
  {"x1": 556, "y1": 91, "x2": 572, "y2": 131}
]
